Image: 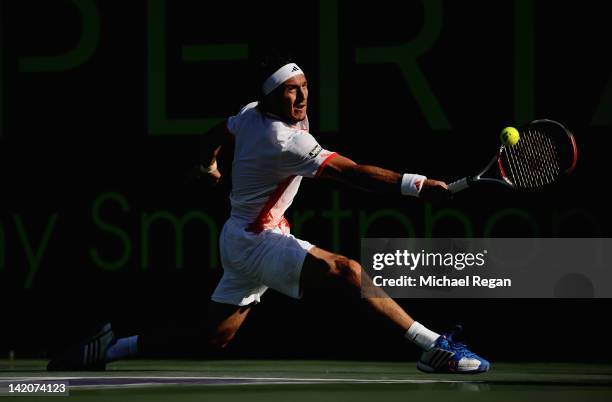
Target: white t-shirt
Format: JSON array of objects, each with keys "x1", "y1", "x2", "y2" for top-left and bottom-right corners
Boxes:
[{"x1": 226, "y1": 102, "x2": 337, "y2": 233}]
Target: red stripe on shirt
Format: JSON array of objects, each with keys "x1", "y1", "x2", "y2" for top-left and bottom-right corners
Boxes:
[
  {"x1": 246, "y1": 175, "x2": 296, "y2": 234},
  {"x1": 315, "y1": 152, "x2": 339, "y2": 178}
]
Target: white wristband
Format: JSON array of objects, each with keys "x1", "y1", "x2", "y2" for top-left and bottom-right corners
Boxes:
[
  {"x1": 200, "y1": 160, "x2": 217, "y2": 174},
  {"x1": 401, "y1": 173, "x2": 427, "y2": 197}
]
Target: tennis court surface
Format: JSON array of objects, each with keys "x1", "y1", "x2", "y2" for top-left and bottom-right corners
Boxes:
[{"x1": 2, "y1": 360, "x2": 611, "y2": 401}]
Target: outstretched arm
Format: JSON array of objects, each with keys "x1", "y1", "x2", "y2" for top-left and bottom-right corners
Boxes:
[{"x1": 318, "y1": 154, "x2": 451, "y2": 202}]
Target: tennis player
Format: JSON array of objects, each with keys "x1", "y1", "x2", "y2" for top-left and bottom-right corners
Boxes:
[{"x1": 48, "y1": 56, "x2": 489, "y2": 374}]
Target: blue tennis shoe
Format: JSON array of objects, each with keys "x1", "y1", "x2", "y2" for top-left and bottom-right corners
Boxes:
[{"x1": 417, "y1": 325, "x2": 490, "y2": 374}]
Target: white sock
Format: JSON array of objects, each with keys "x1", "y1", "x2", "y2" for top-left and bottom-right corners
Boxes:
[{"x1": 405, "y1": 322, "x2": 440, "y2": 351}]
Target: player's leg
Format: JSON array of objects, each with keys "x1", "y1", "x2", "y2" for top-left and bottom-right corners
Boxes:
[
  {"x1": 138, "y1": 302, "x2": 252, "y2": 355},
  {"x1": 299, "y1": 247, "x2": 418, "y2": 335},
  {"x1": 108, "y1": 284, "x2": 255, "y2": 362},
  {"x1": 133, "y1": 301, "x2": 253, "y2": 357},
  {"x1": 47, "y1": 302, "x2": 253, "y2": 371},
  {"x1": 252, "y1": 232, "x2": 446, "y2": 366},
  {"x1": 299, "y1": 246, "x2": 490, "y2": 373},
  {"x1": 206, "y1": 301, "x2": 252, "y2": 349}
]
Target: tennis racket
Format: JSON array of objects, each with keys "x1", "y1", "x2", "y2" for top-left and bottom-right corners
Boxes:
[{"x1": 448, "y1": 119, "x2": 578, "y2": 193}]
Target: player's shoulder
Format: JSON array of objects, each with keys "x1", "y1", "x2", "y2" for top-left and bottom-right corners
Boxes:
[
  {"x1": 227, "y1": 101, "x2": 263, "y2": 135},
  {"x1": 231, "y1": 101, "x2": 260, "y2": 121},
  {"x1": 230, "y1": 101, "x2": 262, "y2": 123},
  {"x1": 237, "y1": 101, "x2": 259, "y2": 115}
]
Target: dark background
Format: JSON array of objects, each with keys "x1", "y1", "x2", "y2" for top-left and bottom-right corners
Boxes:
[{"x1": 1, "y1": 0, "x2": 610, "y2": 363}]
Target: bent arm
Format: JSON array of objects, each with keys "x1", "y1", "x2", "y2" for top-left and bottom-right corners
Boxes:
[
  {"x1": 200, "y1": 119, "x2": 234, "y2": 169},
  {"x1": 186, "y1": 120, "x2": 233, "y2": 185}
]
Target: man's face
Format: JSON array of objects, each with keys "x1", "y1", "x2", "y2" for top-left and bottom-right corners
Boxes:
[{"x1": 278, "y1": 74, "x2": 308, "y2": 123}]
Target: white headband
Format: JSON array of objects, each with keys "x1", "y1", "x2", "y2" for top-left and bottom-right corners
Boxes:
[{"x1": 262, "y1": 63, "x2": 303, "y2": 95}]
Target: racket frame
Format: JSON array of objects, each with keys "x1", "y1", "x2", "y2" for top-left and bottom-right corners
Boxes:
[{"x1": 448, "y1": 119, "x2": 577, "y2": 194}]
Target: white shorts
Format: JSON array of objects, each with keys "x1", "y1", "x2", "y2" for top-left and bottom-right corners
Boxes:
[{"x1": 211, "y1": 218, "x2": 315, "y2": 306}]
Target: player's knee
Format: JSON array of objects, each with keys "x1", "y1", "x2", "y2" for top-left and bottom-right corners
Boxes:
[
  {"x1": 301, "y1": 253, "x2": 362, "y2": 290},
  {"x1": 330, "y1": 256, "x2": 362, "y2": 286}
]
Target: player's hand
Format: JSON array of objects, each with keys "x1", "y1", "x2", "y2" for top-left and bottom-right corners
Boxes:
[
  {"x1": 206, "y1": 168, "x2": 222, "y2": 186},
  {"x1": 184, "y1": 164, "x2": 221, "y2": 187},
  {"x1": 419, "y1": 179, "x2": 452, "y2": 202}
]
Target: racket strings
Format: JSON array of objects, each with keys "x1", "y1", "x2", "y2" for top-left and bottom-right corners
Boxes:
[
  {"x1": 505, "y1": 134, "x2": 538, "y2": 188},
  {"x1": 537, "y1": 131, "x2": 561, "y2": 182},
  {"x1": 524, "y1": 130, "x2": 548, "y2": 186},
  {"x1": 531, "y1": 129, "x2": 562, "y2": 184},
  {"x1": 506, "y1": 142, "x2": 528, "y2": 187},
  {"x1": 501, "y1": 129, "x2": 562, "y2": 189},
  {"x1": 519, "y1": 130, "x2": 560, "y2": 187}
]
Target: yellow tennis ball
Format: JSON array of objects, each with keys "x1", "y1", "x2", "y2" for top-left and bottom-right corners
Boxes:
[{"x1": 500, "y1": 127, "x2": 520, "y2": 146}]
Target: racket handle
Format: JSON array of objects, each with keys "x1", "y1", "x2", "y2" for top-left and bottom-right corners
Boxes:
[{"x1": 448, "y1": 177, "x2": 470, "y2": 193}]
